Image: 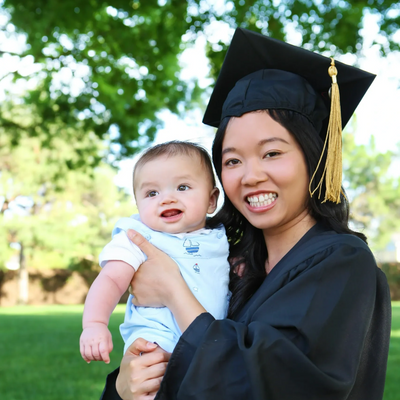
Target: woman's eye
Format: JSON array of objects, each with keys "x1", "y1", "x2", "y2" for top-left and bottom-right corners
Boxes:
[
  {"x1": 178, "y1": 185, "x2": 189, "y2": 191},
  {"x1": 225, "y1": 158, "x2": 240, "y2": 166},
  {"x1": 147, "y1": 191, "x2": 158, "y2": 197},
  {"x1": 264, "y1": 151, "x2": 280, "y2": 158}
]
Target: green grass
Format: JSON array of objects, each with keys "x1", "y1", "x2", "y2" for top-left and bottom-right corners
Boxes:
[
  {"x1": 0, "y1": 303, "x2": 399, "y2": 399},
  {"x1": 0, "y1": 305, "x2": 125, "y2": 400},
  {"x1": 384, "y1": 301, "x2": 400, "y2": 400}
]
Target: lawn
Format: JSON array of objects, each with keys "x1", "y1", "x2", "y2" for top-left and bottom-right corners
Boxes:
[
  {"x1": 385, "y1": 301, "x2": 400, "y2": 400},
  {"x1": 0, "y1": 304, "x2": 125, "y2": 400},
  {"x1": 0, "y1": 303, "x2": 399, "y2": 399}
]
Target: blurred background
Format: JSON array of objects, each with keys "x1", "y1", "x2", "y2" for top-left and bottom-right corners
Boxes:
[{"x1": 0, "y1": 1, "x2": 399, "y2": 399}]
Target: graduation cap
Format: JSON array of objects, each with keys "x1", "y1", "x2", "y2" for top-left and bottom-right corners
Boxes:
[{"x1": 203, "y1": 28, "x2": 375, "y2": 204}]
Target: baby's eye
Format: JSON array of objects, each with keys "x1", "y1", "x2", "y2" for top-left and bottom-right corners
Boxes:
[
  {"x1": 177, "y1": 185, "x2": 190, "y2": 191},
  {"x1": 147, "y1": 190, "x2": 159, "y2": 197}
]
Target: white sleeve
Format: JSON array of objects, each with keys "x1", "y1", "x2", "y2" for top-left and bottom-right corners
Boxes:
[{"x1": 99, "y1": 231, "x2": 146, "y2": 270}]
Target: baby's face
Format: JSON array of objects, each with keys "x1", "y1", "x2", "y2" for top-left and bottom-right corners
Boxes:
[{"x1": 134, "y1": 154, "x2": 218, "y2": 234}]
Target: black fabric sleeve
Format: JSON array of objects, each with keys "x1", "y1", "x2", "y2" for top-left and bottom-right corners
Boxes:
[
  {"x1": 100, "y1": 368, "x2": 122, "y2": 400},
  {"x1": 99, "y1": 317, "x2": 214, "y2": 400},
  {"x1": 156, "y1": 313, "x2": 216, "y2": 398},
  {"x1": 155, "y1": 243, "x2": 389, "y2": 400}
]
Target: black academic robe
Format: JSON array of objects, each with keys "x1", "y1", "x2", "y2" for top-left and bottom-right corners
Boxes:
[{"x1": 101, "y1": 223, "x2": 391, "y2": 400}]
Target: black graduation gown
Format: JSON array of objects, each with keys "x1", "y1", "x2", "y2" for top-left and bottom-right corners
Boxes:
[{"x1": 100, "y1": 223, "x2": 391, "y2": 400}]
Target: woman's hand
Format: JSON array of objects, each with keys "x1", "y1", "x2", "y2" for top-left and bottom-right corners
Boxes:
[
  {"x1": 126, "y1": 230, "x2": 183, "y2": 308},
  {"x1": 127, "y1": 230, "x2": 207, "y2": 333},
  {"x1": 116, "y1": 338, "x2": 171, "y2": 400}
]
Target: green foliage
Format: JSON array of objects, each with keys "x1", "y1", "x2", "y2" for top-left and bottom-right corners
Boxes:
[
  {"x1": 343, "y1": 132, "x2": 400, "y2": 250},
  {"x1": 1, "y1": 0, "x2": 399, "y2": 164},
  {"x1": 201, "y1": 0, "x2": 400, "y2": 81},
  {"x1": 0, "y1": 0, "x2": 399, "y2": 264},
  {"x1": 0, "y1": 131, "x2": 135, "y2": 270},
  {"x1": 381, "y1": 263, "x2": 400, "y2": 300},
  {"x1": 1, "y1": 0, "x2": 195, "y2": 162}
]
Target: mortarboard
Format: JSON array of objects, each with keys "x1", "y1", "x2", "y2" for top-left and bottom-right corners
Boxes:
[{"x1": 203, "y1": 28, "x2": 376, "y2": 203}]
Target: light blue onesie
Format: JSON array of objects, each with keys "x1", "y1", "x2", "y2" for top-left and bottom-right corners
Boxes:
[{"x1": 99, "y1": 214, "x2": 230, "y2": 353}]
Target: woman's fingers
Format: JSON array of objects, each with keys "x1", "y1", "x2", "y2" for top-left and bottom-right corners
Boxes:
[
  {"x1": 138, "y1": 350, "x2": 170, "y2": 367},
  {"x1": 126, "y1": 338, "x2": 158, "y2": 356},
  {"x1": 116, "y1": 348, "x2": 170, "y2": 400},
  {"x1": 143, "y1": 392, "x2": 158, "y2": 400},
  {"x1": 139, "y1": 363, "x2": 168, "y2": 391},
  {"x1": 126, "y1": 230, "x2": 160, "y2": 258},
  {"x1": 128, "y1": 358, "x2": 168, "y2": 398},
  {"x1": 136, "y1": 391, "x2": 158, "y2": 400}
]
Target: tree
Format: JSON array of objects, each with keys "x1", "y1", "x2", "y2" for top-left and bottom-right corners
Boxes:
[
  {"x1": 201, "y1": 0, "x2": 400, "y2": 80},
  {"x1": 1, "y1": 0, "x2": 197, "y2": 165},
  {"x1": 1, "y1": 0, "x2": 398, "y2": 165},
  {"x1": 343, "y1": 131, "x2": 400, "y2": 251},
  {"x1": 0, "y1": 0, "x2": 399, "y2": 263},
  {"x1": 0, "y1": 130, "x2": 135, "y2": 273}
]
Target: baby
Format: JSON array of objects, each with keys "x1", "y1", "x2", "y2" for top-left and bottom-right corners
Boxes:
[{"x1": 80, "y1": 141, "x2": 230, "y2": 363}]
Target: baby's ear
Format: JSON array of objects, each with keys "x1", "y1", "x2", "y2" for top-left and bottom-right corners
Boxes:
[{"x1": 207, "y1": 187, "x2": 220, "y2": 214}]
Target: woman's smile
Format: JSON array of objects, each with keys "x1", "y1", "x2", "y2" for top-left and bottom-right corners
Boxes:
[
  {"x1": 246, "y1": 192, "x2": 278, "y2": 208},
  {"x1": 221, "y1": 111, "x2": 310, "y2": 234}
]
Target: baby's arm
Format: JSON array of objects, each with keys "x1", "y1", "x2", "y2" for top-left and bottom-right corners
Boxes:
[{"x1": 80, "y1": 260, "x2": 135, "y2": 364}]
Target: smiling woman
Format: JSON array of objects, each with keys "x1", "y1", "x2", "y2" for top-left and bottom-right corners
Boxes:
[
  {"x1": 101, "y1": 28, "x2": 391, "y2": 400},
  {"x1": 220, "y1": 111, "x2": 312, "y2": 244}
]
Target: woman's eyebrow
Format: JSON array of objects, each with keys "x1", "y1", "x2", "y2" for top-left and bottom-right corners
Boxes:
[
  {"x1": 258, "y1": 137, "x2": 289, "y2": 146},
  {"x1": 222, "y1": 137, "x2": 290, "y2": 156},
  {"x1": 221, "y1": 147, "x2": 236, "y2": 156}
]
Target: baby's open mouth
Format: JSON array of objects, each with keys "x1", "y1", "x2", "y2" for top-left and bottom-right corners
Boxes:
[{"x1": 161, "y1": 209, "x2": 182, "y2": 218}]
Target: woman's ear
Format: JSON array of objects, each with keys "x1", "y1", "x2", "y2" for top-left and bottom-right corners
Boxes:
[{"x1": 207, "y1": 187, "x2": 220, "y2": 214}]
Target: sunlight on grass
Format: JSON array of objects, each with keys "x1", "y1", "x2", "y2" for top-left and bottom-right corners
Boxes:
[
  {"x1": 0, "y1": 304, "x2": 125, "y2": 315},
  {"x1": 0, "y1": 305, "x2": 126, "y2": 400},
  {"x1": 0, "y1": 303, "x2": 399, "y2": 400},
  {"x1": 384, "y1": 302, "x2": 400, "y2": 400}
]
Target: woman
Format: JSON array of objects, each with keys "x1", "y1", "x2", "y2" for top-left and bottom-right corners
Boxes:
[{"x1": 101, "y1": 28, "x2": 391, "y2": 400}]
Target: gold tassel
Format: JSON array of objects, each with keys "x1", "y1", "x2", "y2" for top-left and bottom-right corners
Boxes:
[{"x1": 309, "y1": 58, "x2": 343, "y2": 204}]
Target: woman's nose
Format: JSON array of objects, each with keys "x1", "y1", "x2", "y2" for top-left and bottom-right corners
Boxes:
[{"x1": 241, "y1": 160, "x2": 268, "y2": 186}]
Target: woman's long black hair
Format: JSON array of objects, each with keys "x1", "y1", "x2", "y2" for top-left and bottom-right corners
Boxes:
[{"x1": 209, "y1": 109, "x2": 367, "y2": 319}]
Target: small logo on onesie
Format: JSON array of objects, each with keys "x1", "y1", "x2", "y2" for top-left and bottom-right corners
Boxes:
[
  {"x1": 183, "y1": 239, "x2": 201, "y2": 256},
  {"x1": 193, "y1": 263, "x2": 200, "y2": 274}
]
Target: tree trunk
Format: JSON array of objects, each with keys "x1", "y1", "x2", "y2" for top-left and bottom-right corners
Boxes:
[{"x1": 18, "y1": 243, "x2": 29, "y2": 305}]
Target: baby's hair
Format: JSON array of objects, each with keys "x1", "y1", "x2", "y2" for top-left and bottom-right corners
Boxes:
[{"x1": 133, "y1": 140, "x2": 216, "y2": 192}]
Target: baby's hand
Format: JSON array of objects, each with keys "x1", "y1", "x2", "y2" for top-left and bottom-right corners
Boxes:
[{"x1": 80, "y1": 323, "x2": 113, "y2": 364}]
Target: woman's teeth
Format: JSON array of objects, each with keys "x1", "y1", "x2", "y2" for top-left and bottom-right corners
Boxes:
[{"x1": 247, "y1": 193, "x2": 277, "y2": 207}]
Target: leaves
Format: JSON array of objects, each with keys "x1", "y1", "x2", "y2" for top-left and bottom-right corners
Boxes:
[
  {"x1": 0, "y1": 0, "x2": 399, "y2": 265},
  {"x1": 1, "y1": 0, "x2": 398, "y2": 165},
  {"x1": 343, "y1": 132, "x2": 400, "y2": 250},
  {"x1": 0, "y1": 132, "x2": 135, "y2": 269},
  {"x1": 2, "y1": 0, "x2": 193, "y2": 161}
]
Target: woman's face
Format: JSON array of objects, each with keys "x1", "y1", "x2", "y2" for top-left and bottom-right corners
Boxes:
[{"x1": 221, "y1": 111, "x2": 312, "y2": 236}]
